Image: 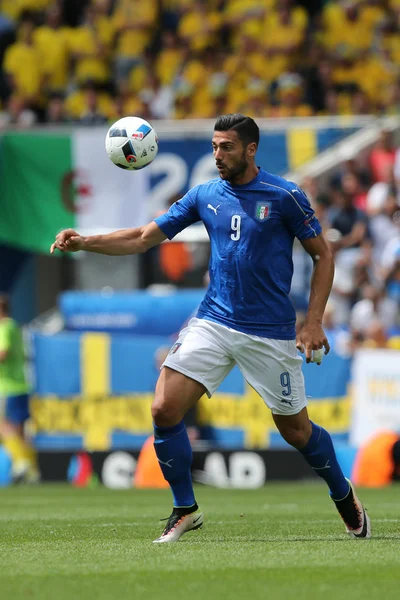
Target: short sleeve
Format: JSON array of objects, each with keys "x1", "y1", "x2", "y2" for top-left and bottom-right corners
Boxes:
[
  {"x1": 3, "y1": 46, "x2": 18, "y2": 74},
  {"x1": 0, "y1": 321, "x2": 12, "y2": 352},
  {"x1": 281, "y1": 185, "x2": 322, "y2": 240},
  {"x1": 154, "y1": 189, "x2": 200, "y2": 240}
]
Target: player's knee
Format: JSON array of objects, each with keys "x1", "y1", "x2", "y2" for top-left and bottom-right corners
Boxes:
[
  {"x1": 280, "y1": 427, "x2": 310, "y2": 450},
  {"x1": 151, "y1": 398, "x2": 182, "y2": 428}
]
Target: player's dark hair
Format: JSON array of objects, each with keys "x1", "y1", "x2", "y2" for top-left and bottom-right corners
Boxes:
[{"x1": 214, "y1": 114, "x2": 259, "y2": 148}]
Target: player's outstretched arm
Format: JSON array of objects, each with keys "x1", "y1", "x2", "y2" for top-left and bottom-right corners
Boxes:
[{"x1": 50, "y1": 221, "x2": 167, "y2": 256}]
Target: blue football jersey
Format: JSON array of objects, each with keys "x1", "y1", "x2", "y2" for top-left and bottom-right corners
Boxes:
[{"x1": 154, "y1": 168, "x2": 321, "y2": 339}]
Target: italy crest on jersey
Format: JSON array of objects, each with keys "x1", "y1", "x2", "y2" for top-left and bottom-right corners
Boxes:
[{"x1": 255, "y1": 201, "x2": 271, "y2": 222}]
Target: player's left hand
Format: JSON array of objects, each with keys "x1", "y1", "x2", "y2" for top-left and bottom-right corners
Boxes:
[{"x1": 296, "y1": 323, "x2": 330, "y2": 365}]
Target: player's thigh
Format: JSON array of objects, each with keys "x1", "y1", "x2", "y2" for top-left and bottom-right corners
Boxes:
[
  {"x1": 235, "y1": 338, "x2": 307, "y2": 416},
  {"x1": 4, "y1": 394, "x2": 30, "y2": 425},
  {"x1": 161, "y1": 318, "x2": 235, "y2": 399},
  {"x1": 153, "y1": 366, "x2": 206, "y2": 423}
]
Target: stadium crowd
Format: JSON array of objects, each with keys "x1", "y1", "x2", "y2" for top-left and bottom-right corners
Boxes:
[
  {"x1": 1, "y1": 0, "x2": 400, "y2": 124},
  {"x1": 298, "y1": 128, "x2": 400, "y2": 352}
]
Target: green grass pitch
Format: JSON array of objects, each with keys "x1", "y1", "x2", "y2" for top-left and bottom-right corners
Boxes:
[{"x1": 1, "y1": 482, "x2": 399, "y2": 599}]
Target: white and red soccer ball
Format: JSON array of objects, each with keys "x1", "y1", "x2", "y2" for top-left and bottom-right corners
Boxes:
[{"x1": 105, "y1": 116, "x2": 158, "y2": 170}]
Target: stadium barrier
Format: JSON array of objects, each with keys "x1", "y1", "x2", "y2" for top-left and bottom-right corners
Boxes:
[{"x1": 38, "y1": 448, "x2": 322, "y2": 488}]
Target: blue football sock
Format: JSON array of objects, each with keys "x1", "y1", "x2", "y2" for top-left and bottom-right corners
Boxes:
[
  {"x1": 153, "y1": 420, "x2": 196, "y2": 508},
  {"x1": 299, "y1": 421, "x2": 350, "y2": 500}
]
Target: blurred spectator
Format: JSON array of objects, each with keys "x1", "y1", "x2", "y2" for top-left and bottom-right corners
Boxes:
[
  {"x1": 321, "y1": 1, "x2": 378, "y2": 57},
  {"x1": 381, "y1": 224, "x2": 400, "y2": 304},
  {"x1": 224, "y1": 0, "x2": 268, "y2": 50},
  {"x1": 1, "y1": 0, "x2": 53, "y2": 22},
  {"x1": 155, "y1": 31, "x2": 183, "y2": 87},
  {"x1": 0, "y1": 294, "x2": 39, "y2": 483},
  {"x1": 350, "y1": 284, "x2": 398, "y2": 335},
  {"x1": 32, "y1": 4, "x2": 69, "y2": 95},
  {"x1": 386, "y1": 81, "x2": 400, "y2": 116},
  {"x1": 351, "y1": 89, "x2": 374, "y2": 116},
  {"x1": 300, "y1": 176, "x2": 331, "y2": 231},
  {"x1": 77, "y1": 84, "x2": 108, "y2": 124},
  {"x1": 65, "y1": 81, "x2": 112, "y2": 121},
  {"x1": 301, "y1": 43, "x2": 326, "y2": 113},
  {"x1": 326, "y1": 183, "x2": 371, "y2": 324},
  {"x1": 393, "y1": 142, "x2": 400, "y2": 184},
  {"x1": 361, "y1": 319, "x2": 390, "y2": 349},
  {"x1": 369, "y1": 130, "x2": 396, "y2": 183},
  {"x1": 110, "y1": 80, "x2": 146, "y2": 121},
  {"x1": 3, "y1": 15, "x2": 43, "y2": 104},
  {"x1": 352, "y1": 255, "x2": 372, "y2": 297},
  {"x1": 327, "y1": 185, "x2": 370, "y2": 255},
  {"x1": 340, "y1": 172, "x2": 368, "y2": 212},
  {"x1": 68, "y1": 2, "x2": 113, "y2": 86},
  {"x1": 177, "y1": 1, "x2": 221, "y2": 53},
  {"x1": 329, "y1": 149, "x2": 372, "y2": 192},
  {"x1": 270, "y1": 72, "x2": 313, "y2": 117},
  {"x1": 365, "y1": 164, "x2": 398, "y2": 216},
  {"x1": 300, "y1": 175, "x2": 329, "y2": 206},
  {"x1": 0, "y1": 13, "x2": 15, "y2": 102},
  {"x1": 61, "y1": 0, "x2": 91, "y2": 27},
  {"x1": 369, "y1": 190, "x2": 400, "y2": 260},
  {"x1": 0, "y1": 93, "x2": 36, "y2": 129},
  {"x1": 138, "y1": 73, "x2": 174, "y2": 120},
  {"x1": 46, "y1": 94, "x2": 69, "y2": 124},
  {"x1": 113, "y1": 0, "x2": 157, "y2": 83},
  {"x1": 263, "y1": 1, "x2": 308, "y2": 85}
]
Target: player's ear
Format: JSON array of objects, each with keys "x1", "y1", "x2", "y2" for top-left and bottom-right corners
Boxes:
[{"x1": 247, "y1": 142, "x2": 257, "y2": 158}]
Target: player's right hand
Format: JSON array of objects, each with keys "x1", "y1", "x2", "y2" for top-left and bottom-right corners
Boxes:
[{"x1": 50, "y1": 229, "x2": 85, "y2": 254}]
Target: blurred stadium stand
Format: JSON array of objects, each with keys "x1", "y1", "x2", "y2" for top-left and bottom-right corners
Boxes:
[{"x1": 1, "y1": 1, "x2": 400, "y2": 123}]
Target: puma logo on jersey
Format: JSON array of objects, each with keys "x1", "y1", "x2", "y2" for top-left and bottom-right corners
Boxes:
[{"x1": 207, "y1": 203, "x2": 220, "y2": 215}]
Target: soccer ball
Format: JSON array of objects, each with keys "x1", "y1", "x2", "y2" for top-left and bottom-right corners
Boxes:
[{"x1": 105, "y1": 116, "x2": 158, "y2": 170}]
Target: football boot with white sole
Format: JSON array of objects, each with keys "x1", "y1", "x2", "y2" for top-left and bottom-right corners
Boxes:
[
  {"x1": 333, "y1": 478, "x2": 371, "y2": 538},
  {"x1": 153, "y1": 507, "x2": 204, "y2": 543}
]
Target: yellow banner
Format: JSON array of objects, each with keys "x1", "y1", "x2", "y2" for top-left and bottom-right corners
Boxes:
[{"x1": 31, "y1": 387, "x2": 350, "y2": 451}]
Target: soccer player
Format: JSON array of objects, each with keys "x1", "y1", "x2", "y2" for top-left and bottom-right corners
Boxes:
[
  {"x1": 51, "y1": 114, "x2": 371, "y2": 542},
  {"x1": 0, "y1": 294, "x2": 38, "y2": 483}
]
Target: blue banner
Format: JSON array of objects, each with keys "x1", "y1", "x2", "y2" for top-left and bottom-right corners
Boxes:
[{"x1": 60, "y1": 290, "x2": 204, "y2": 335}]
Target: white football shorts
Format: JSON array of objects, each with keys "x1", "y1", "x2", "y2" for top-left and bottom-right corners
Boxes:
[{"x1": 162, "y1": 317, "x2": 307, "y2": 416}]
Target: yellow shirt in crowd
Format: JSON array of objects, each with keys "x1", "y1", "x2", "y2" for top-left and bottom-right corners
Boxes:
[
  {"x1": 177, "y1": 6, "x2": 221, "y2": 52},
  {"x1": 3, "y1": 42, "x2": 42, "y2": 99},
  {"x1": 321, "y1": 3, "x2": 376, "y2": 53},
  {"x1": 65, "y1": 21, "x2": 113, "y2": 84},
  {"x1": 33, "y1": 26, "x2": 70, "y2": 91},
  {"x1": 1, "y1": 0, "x2": 53, "y2": 20},
  {"x1": 113, "y1": 0, "x2": 157, "y2": 57},
  {"x1": 156, "y1": 46, "x2": 184, "y2": 86},
  {"x1": 65, "y1": 90, "x2": 114, "y2": 120}
]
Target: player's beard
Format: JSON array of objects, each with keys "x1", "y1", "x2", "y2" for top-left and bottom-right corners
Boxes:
[{"x1": 217, "y1": 151, "x2": 248, "y2": 183}]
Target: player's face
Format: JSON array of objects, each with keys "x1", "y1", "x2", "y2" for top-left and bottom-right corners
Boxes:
[{"x1": 212, "y1": 131, "x2": 252, "y2": 182}]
